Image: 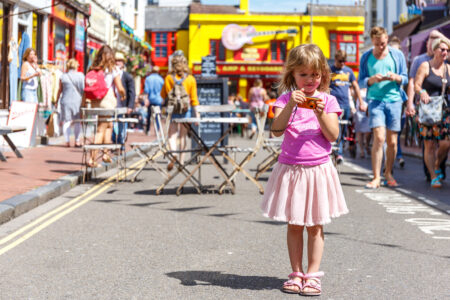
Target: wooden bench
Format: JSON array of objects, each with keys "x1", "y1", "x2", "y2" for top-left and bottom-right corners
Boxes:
[{"x1": 0, "y1": 125, "x2": 27, "y2": 161}]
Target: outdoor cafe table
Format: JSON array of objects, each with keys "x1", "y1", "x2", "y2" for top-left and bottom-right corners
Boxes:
[
  {"x1": 0, "y1": 125, "x2": 27, "y2": 162},
  {"x1": 168, "y1": 116, "x2": 249, "y2": 195}
]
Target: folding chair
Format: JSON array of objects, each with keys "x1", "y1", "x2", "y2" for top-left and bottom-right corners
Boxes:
[
  {"x1": 217, "y1": 104, "x2": 269, "y2": 194},
  {"x1": 81, "y1": 107, "x2": 127, "y2": 182},
  {"x1": 129, "y1": 106, "x2": 173, "y2": 182},
  {"x1": 154, "y1": 106, "x2": 203, "y2": 195},
  {"x1": 254, "y1": 137, "x2": 282, "y2": 180}
]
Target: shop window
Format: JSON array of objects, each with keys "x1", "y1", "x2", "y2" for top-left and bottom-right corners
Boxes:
[
  {"x1": 32, "y1": 13, "x2": 43, "y2": 62},
  {"x1": 151, "y1": 31, "x2": 176, "y2": 66},
  {"x1": 329, "y1": 31, "x2": 363, "y2": 65},
  {"x1": 209, "y1": 39, "x2": 226, "y2": 61},
  {"x1": 270, "y1": 40, "x2": 286, "y2": 62}
]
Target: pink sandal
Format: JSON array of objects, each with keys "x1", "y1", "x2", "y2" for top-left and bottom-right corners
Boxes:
[
  {"x1": 300, "y1": 271, "x2": 324, "y2": 296},
  {"x1": 282, "y1": 272, "x2": 304, "y2": 294}
]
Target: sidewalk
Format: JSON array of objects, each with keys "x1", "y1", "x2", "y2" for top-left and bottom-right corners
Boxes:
[
  {"x1": 0, "y1": 130, "x2": 152, "y2": 223},
  {"x1": 0, "y1": 130, "x2": 432, "y2": 224}
]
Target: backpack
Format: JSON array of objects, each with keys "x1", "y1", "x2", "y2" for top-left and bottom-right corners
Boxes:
[
  {"x1": 167, "y1": 74, "x2": 190, "y2": 114},
  {"x1": 84, "y1": 68, "x2": 109, "y2": 100}
]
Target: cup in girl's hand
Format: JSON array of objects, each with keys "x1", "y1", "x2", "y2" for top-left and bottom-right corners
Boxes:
[{"x1": 297, "y1": 96, "x2": 319, "y2": 109}]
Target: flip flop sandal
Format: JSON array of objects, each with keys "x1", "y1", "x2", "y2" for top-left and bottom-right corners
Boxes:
[
  {"x1": 282, "y1": 272, "x2": 304, "y2": 294},
  {"x1": 382, "y1": 180, "x2": 398, "y2": 187},
  {"x1": 431, "y1": 178, "x2": 442, "y2": 188},
  {"x1": 300, "y1": 271, "x2": 324, "y2": 296},
  {"x1": 365, "y1": 181, "x2": 380, "y2": 189}
]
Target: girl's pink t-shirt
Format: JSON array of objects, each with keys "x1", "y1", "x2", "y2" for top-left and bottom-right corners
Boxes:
[{"x1": 274, "y1": 91, "x2": 342, "y2": 166}]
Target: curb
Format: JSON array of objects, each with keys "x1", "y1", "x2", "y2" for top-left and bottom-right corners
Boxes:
[{"x1": 0, "y1": 148, "x2": 145, "y2": 225}]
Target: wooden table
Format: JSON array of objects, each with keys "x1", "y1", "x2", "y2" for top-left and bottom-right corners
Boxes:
[{"x1": 0, "y1": 125, "x2": 27, "y2": 161}]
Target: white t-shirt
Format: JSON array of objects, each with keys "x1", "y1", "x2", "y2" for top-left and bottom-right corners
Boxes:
[{"x1": 104, "y1": 67, "x2": 120, "y2": 89}]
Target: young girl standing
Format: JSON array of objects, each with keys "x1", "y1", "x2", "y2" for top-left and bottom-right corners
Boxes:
[{"x1": 261, "y1": 44, "x2": 348, "y2": 296}]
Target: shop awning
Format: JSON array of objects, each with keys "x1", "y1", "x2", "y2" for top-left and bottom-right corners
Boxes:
[
  {"x1": 391, "y1": 15, "x2": 422, "y2": 41},
  {"x1": 409, "y1": 20, "x2": 450, "y2": 59},
  {"x1": 119, "y1": 21, "x2": 152, "y2": 51}
]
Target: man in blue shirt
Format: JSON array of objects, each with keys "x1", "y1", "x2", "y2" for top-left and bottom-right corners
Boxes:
[
  {"x1": 144, "y1": 66, "x2": 164, "y2": 135},
  {"x1": 359, "y1": 26, "x2": 408, "y2": 189},
  {"x1": 330, "y1": 49, "x2": 364, "y2": 163}
]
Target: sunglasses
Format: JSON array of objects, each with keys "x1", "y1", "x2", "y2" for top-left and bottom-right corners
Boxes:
[
  {"x1": 438, "y1": 48, "x2": 449, "y2": 53},
  {"x1": 338, "y1": 60, "x2": 346, "y2": 63}
]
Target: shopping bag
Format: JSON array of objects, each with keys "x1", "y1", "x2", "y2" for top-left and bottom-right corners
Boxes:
[{"x1": 46, "y1": 112, "x2": 55, "y2": 137}]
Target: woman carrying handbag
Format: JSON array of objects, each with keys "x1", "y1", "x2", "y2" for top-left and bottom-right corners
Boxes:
[{"x1": 414, "y1": 38, "x2": 450, "y2": 188}]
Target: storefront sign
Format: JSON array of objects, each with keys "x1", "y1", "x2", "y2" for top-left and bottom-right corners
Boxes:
[
  {"x1": 6, "y1": 101, "x2": 38, "y2": 148},
  {"x1": 53, "y1": 4, "x2": 75, "y2": 26},
  {"x1": 75, "y1": 13, "x2": 85, "y2": 52},
  {"x1": 193, "y1": 63, "x2": 283, "y2": 76},
  {"x1": 234, "y1": 48, "x2": 268, "y2": 61}
]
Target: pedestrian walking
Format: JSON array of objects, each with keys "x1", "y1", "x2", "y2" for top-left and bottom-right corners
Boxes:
[
  {"x1": 414, "y1": 38, "x2": 450, "y2": 188},
  {"x1": 262, "y1": 44, "x2": 348, "y2": 296},
  {"x1": 248, "y1": 79, "x2": 268, "y2": 139},
  {"x1": 84, "y1": 45, "x2": 125, "y2": 168},
  {"x1": 354, "y1": 88, "x2": 372, "y2": 158},
  {"x1": 144, "y1": 65, "x2": 164, "y2": 134},
  {"x1": 329, "y1": 49, "x2": 364, "y2": 164},
  {"x1": 405, "y1": 30, "x2": 448, "y2": 181},
  {"x1": 20, "y1": 48, "x2": 41, "y2": 103},
  {"x1": 111, "y1": 52, "x2": 135, "y2": 148},
  {"x1": 55, "y1": 58, "x2": 84, "y2": 147},
  {"x1": 161, "y1": 51, "x2": 199, "y2": 171},
  {"x1": 358, "y1": 26, "x2": 408, "y2": 189}
]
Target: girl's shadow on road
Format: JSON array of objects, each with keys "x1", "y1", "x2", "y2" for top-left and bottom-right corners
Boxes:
[{"x1": 166, "y1": 270, "x2": 283, "y2": 290}]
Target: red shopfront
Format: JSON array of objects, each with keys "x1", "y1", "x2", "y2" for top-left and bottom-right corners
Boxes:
[{"x1": 48, "y1": 2, "x2": 88, "y2": 72}]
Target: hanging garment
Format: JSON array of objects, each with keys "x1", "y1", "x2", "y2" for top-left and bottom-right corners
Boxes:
[
  {"x1": 9, "y1": 40, "x2": 19, "y2": 101},
  {"x1": 18, "y1": 32, "x2": 30, "y2": 75}
]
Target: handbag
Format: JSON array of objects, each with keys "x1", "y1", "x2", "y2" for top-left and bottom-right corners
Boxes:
[{"x1": 418, "y1": 64, "x2": 448, "y2": 126}]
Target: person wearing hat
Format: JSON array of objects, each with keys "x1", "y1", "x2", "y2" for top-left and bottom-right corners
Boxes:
[
  {"x1": 144, "y1": 65, "x2": 164, "y2": 134},
  {"x1": 112, "y1": 51, "x2": 135, "y2": 147}
]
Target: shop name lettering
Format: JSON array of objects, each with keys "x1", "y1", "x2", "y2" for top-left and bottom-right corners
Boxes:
[
  {"x1": 10, "y1": 108, "x2": 35, "y2": 120},
  {"x1": 195, "y1": 64, "x2": 282, "y2": 74},
  {"x1": 356, "y1": 190, "x2": 450, "y2": 239}
]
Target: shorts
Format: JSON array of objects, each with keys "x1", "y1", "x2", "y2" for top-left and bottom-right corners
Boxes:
[
  {"x1": 172, "y1": 107, "x2": 192, "y2": 119},
  {"x1": 419, "y1": 109, "x2": 450, "y2": 141},
  {"x1": 368, "y1": 100, "x2": 402, "y2": 132}
]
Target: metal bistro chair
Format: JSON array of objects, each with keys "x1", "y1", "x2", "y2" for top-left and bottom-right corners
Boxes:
[
  {"x1": 81, "y1": 107, "x2": 127, "y2": 182},
  {"x1": 130, "y1": 106, "x2": 174, "y2": 182},
  {"x1": 154, "y1": 106, "x2": 203, "y2": 195},
  {"x1": 217, "y1": 104, "x2": 269, "y2": 194}
]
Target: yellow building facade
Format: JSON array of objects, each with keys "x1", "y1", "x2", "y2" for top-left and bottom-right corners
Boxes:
[{"x1": 178, "y1": 2, "x2": 364, "y2": 100}]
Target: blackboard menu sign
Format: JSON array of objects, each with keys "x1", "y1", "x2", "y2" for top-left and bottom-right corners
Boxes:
[
  {"x1": 192, "y1": 78, "x2": 229, "y2": 152},
  {"x1": 201, "y1": 55, "x2": 217, "y2": 77}
]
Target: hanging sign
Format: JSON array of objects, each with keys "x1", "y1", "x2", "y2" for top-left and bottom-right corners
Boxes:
[{"x1": 75, "y1": 13, "x2": 85, "y2": 52}]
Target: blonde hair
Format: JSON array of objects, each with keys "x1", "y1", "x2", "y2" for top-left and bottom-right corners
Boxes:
[
  {"x1": 432, "y1": 37, "x2": 450, "y2": 51},
  {"x1": 370, "y1": 26, "x2": 387, "y2": 39},
  {"x1": 66, "y1": 58, "x2": 79, "y2": 70},
  {"x1": 171, "y1": 54, "x2": 188, "y2": 76},
  {"x1": 22, "y1": 48, "x2": 36, "y2": 62},
  {"x1": 277, "y1": 44, "x2": 330, "y2": 94}
]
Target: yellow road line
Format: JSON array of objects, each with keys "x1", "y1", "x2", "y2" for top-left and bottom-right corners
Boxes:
[{"x1": 0, "y1": 158, "x2": 146, "y2": 254}]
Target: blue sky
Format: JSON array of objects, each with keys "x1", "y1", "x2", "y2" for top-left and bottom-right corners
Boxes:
[{"x1": 201, "y1": 0, "x2": 357, "y2": 13}]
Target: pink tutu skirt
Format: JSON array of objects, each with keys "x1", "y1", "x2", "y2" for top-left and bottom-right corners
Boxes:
[{"x1": 261, "y1": 160, "x2": 348, "y2": 226}]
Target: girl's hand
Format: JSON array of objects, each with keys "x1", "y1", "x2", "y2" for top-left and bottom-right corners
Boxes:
[
  {"x1": 289, "y1": 89, "x2": 306, "y2": 108},
  {"x1": 313, "y1": 99, "x2": 325, "y2": 116}
]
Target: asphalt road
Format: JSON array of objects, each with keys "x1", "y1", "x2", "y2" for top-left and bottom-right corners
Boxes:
[{"x1": 0, "y1": 143, "x2": 449, "y2": 299}]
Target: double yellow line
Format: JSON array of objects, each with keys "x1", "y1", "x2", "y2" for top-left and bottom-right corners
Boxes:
[{"x1": 0, "y1": 158, "x2": 147, "y2": 256}]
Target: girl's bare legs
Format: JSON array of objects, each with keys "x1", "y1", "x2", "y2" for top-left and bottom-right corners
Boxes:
[
  {"x1": 89, "y1": 121, "x2": 108, "y2": 166},
  {"x1": 167, "y1": 122, "x2": 179, "y2": 167},
  {"x1": 285, "y1": 224, "x2": 304, "y2": 292},
  {"x1": 304, "y1": 225, "x2": 324, "y2": 293},
  {"x1": 424, "y1": 140, "x2": 437, "y2": 181}
]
